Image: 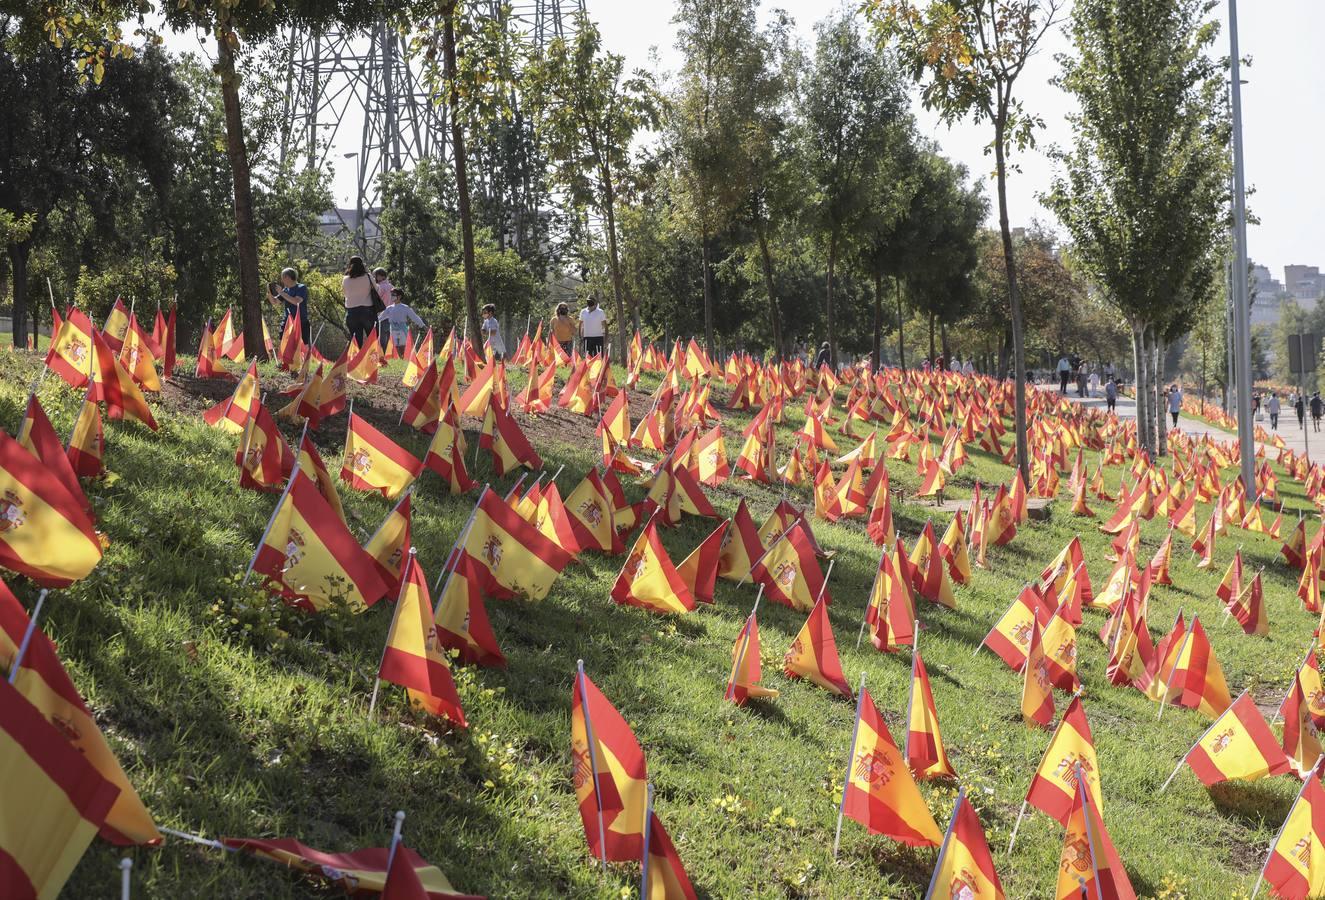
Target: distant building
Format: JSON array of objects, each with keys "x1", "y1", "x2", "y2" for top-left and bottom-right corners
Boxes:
[
  {"x1": 1250, "y1": 263, "x2": 1285, "y2": 326},
  {"x1": 1285, "y1": 265, "x2": 1325, "y2": 305}
]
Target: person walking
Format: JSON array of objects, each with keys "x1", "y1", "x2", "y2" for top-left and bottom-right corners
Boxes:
[
  {"x1": 342, "y1": 255, "x2": 377, "y2": 345},
  {"x1": 1057, "y1": 354, "x2": 1071, "y2": 394},
  {"x1": 1105, "y1": 378, "x2": 1118, "y2": 413},
  {"x1": 376, "y1": 288, "x2": 425, "y2": 355},
  {"x1": 814, "y1": 342, "x2": 831, "y2": 369},
  {"x1": 1103, "y1": 361, "x2": 1115, "y2": 382},
  {"x1": 1297, "y1": 393, "x2": 1307, "y2": 429},
  {"x1": 962, "y1": 357, "x2": 975, "y2": 376},
  {"x1": 1088, "y1": 367, "x2": 1100, "y2": 398},
  {"x1": 1268, "y1": 393, "x2": 1281, "y2": 430},
  {"x1": 579, "y1": 297, "x2": 607, "y2": 357},
  {"x1": 480, "y1": 303, "x2": 506, "y2": 360},
  {"x1": 1167, "y1": 384, "x2": 1182, "y2": 427},
  {"x1": 551, "y1": 303, "x2": 576, "y2": 356},
  {"x1": 1312, "y1": 392, "x2": 1323, "y2": 432},
  {"x1": 268, "y1": 267, "x2": 311, "y2": 345}
]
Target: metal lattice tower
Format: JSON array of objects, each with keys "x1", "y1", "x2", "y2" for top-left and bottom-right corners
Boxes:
[{"x1": 279, "y1": 1, "x2": 586, "y2": 252}]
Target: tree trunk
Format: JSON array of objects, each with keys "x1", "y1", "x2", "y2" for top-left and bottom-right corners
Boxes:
[
  {"x1": 443, "y1": 6, "x2": 481, "y2": 345},
  {"x1": 1155, "y1": 328, "x2": 1168, "y2": 457},
  {"x1": 927, "y1": 312, "x2": 936, "y2": 363},
  {"x1": 700, "y1": 230, "x2": 715, "y2": 357},
  {"x1": 601, "y1": 180, "x2": 629, "y2": 361},
  {"x1": 994, "y1": 121, "x2": 1029, "y2": 484},
  {"x1": 8, "y1": 242, "x2": 29, "y2": 348},
  {"x1": 940, "y1": 320, "x2": 950, "y2": 365},
  {"x1": 1131, "y1": 319, "x2": 1150, "y2": 456},
  {"x1": 826, "y1": 231, "x2": 838, "y2": 369},
  {"x1": 895, "y1": 277, "x2": 905, "y2": 369},
  {"x1": 871, "y1": 271, "x2": 883, "y2": 372},
  {"x1": 755, "y1": 220, "x2": 783, "y2": 360},
  {"x1": 216, "y1": 32, "x2": 266, "y2": 361}
]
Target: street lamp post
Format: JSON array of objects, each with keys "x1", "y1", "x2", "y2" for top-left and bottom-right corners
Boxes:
[{"x1": 1227, "y1": 0, "x2": 1256, "y2": 495}]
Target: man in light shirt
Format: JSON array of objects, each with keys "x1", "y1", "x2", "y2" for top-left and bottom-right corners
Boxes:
[{"x1": 579, "y1": 298, "x2": 607, "y2": 357}]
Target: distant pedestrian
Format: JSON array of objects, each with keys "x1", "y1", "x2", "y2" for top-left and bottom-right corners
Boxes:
[
  {"x1": 1057, "y1": 354, "x2": 1071, "y2": 394},
  {"x1": 342, "y1": 255, "x2": 376, "y2": 345},
  {"x1": 1268, "y1": 393, "x2": 1281, "y2": 430},
  {"x1": 1313, "y1": 393, "x2": 1323, "y2": 432},
  {"x1": 962, "y1": 358, "x2": 975, "y2": 376},
  {"x1": 376, "y1": 287, "x2": 424, "y2": 354},
  {"x1": 814, "y1": 342, "x2": 831, "y2": 369},
  {"x1": 480, "y1": 303, "x2": 506, "y2": 360},
  {"x1": 1167, "y1": 384, "x2": 1182, "y2": 427},
  {"x1": 1297, "y1": 394, "x2": 1307, "y2": 428},
  {"x1": 1088, "y1": 368, "x2": 1100, "y2": 398},
  {"x1": 1103, "y1": 361, "x2": 1115, "y2": 381},
  {"x1": 552, "y1": 303, "x2": 576, "y2": 356},
  {"x1": 1105, "y1": 378, "x2": 1117, "y2": 413},
  {"x1": 579, "y1": 297, "x2": 607, "y2": 357}
]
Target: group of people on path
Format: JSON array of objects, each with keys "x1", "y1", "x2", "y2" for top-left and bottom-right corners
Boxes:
[{"x1": 268, "y1": 255, "x2": 611, "y2": 360}]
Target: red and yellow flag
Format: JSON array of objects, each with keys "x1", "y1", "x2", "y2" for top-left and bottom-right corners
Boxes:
[
  {"x1": 0, "y1": 431, "x2": 102, "y2": 587},
  {"x1": 980, "y1": 585, "x2": 1048, "y2": 671},
  {"x1": 1025, "y1": 696, "x2": 1102, "y2": 825},
  {"x1": 463, "y1": 488, "x2": 573, "y2": 601},
  {"x1": 564, "y1": 469, "x2": 623, "y2": 556},
  {"x1": 296, "y1": 434, "x2": 346, "y2": 525},
  {"x1": 611, "y1": 517, "x2": 695, "y2": 615},
  {"x1": 66, "y1": 393, "x2": 105, "y2": 478},
  {"x1": 90, "y1": 329, "x2": 157, "y2": 429},
  {"x1": 341, "y1": 412, "x2": 423, "y2": 500},
  {"x1": 1022, "y1": 619, "x2": 1056, "y2": 728},
  {"x1": 927, "y1": 790, "x2": 1005, "y2": 900},
  {"x1": 571, "y1": 664, "x2": 649, "y2": 861},
  {"x1": 423, "y1": 405, "x2": 478, "y2": 495},
  {"x1": 906, "y1": 650, "x2": 955, "y2": 779},
  {"x1": 909, "y1": 520, "x2": 956, "y2": 608},
  {"x1": 676, "y1": 519, "x2": 728, "y2": 604},
  {"x1": 44, "y1": 309, "x2": 95, "y2": 389},
  {"x1": 378, "y1": 551, "x2": 466, "y2": 727},
  {"x1": 725, "y1": 610, "x2": 779, "y2": 705},
  {"x1": 865, "y1": 547, "x2": 915, "y2": 653},
  {"x1": 840, "y1": 687, "x2": 943, "y2": 847},
  {"x1": 752, "y1": 521, "x2": 829, "y2": 613},
  {"x1": 220, "y1": 838, "x2": 479, "y2": 898},
  {"x1": 1261, "y1": 772, "x2": 1325, "y2": 900},
  {"x1": 717, "y1": 500, "x2": 763, "y2": 583},
  {"x1": 0, "y1": 675, "x2": 119, "y2": 899},
  {"x1": 1183, "y1": 692, "x2": 1292, "y2": 786},
  {"x1": 202, "y1": 360, "x2": 259, "y2": 433},
  {"x1": 363, "y1": 492, "x2": 412, "y2": 595},
  {"x1": 1055, "y1": 772, "x2": 1135, "y2": 900},
  {"x1": 433, "y1": 551, "x2": 505, "y2": 668},
  {"x1": 783, "y1": 593, "x2": 851, "y2": 697},
  {"x1": 642, "y1": 806, "x2": 697, "y2": 900},
  {"x1": 1167, "y1": 616, "x2": 1232, "y2": 718},
  {"x1": 252, "y1": 470, "x2": 388, "y2": 612}
]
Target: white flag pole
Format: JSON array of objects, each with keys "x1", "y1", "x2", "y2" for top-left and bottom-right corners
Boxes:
[
  {"x1": 386, "y1": 809, "x2": 406, "y2": 871},
  {"x1": 7, "y1": 590, "x2": 49, "y2": 683},
  {"x1": 119, "y1": 858, "x2": 132, "y2": 900},
  {"x1": 832, "y1": 671, "x2": 868, "y2": 860},
  {"x1": 724, "y1": 585, "x2": 764, "y2": 704},
  {"x1": 242, "y1": 460, "x2": 302, "y2": 584},
  {"x1": 433, "y1": 485, "x2": 490, "y2": 595}
]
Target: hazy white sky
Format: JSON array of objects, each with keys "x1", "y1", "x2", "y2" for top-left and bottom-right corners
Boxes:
[
  {"x1": 162, "y1": 1, "x2": 1320, "y2": 280},
  {"x1": 585, "y1": 0, "x2": 1323, "y2": 282}
]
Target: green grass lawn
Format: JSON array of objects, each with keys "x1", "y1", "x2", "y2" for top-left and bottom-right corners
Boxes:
[{"x1": 0, "y1": 350, "x2": 1313, "y2": 899}]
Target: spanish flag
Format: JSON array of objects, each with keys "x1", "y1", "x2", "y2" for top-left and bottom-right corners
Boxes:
[
  {"x1": 194, "y1": 322, "x2": 231, "y2": 380},
  {"x1": 377, "y1": 550, "x2": 466, "y2": 726},
  {"x1": 1055, "y1": 770, "x2": 1135, "y2": 900},
  {"x1": 717, "y1": 499, "x2": 764, "y2": 582},
  {"x1": 1148, "y1": 528, "x2": 1174, "y2": 586},
  {"x1": 1282, "y1": 680, "x2": 1323, "y2": 778},
  {"x1": 480, "y1": 401, "x2": 543, "y2": 476},
  {"x1": 1025, "y1": 696, "x2": 1101, "y2": 825},
  {"x1": 463, "y1": 488, "x2": 573, "y2": 601},
  {"x1": 906, "y1": 650, "x2": 955, "y2": 779},
  {"x1": 642, "y1": 803, "x2": 697, "y2": 900},
  {"x1": 44, "y1": 308, "x2": 95, "y2": 389},
  {"x1": 980, "y1": 585, "x2": 1049, "y2": 671},
  {"x1": 597, "y1": 389, "x2": 630, "y2": 445},
  {"x1": 938, "y1": 511, "x2": 971, "y2": 585},
  {"x1": 220, "y1": 837, "x2": 481, "y2": 898},
  {"x1": 1177, "y1": 691, "x2": 1292, "y2": 787},
  {"x1": 1022, "y1": 619, "x2": 1055, "y2": 728},
  {"x1": 236, "y1": 403, "x2": 295, "y2": 493},
  {"x1": 315, "y1": 351, "x2": 351, "y2": 421},
  {"x1": 203, "y1": 360, "x2": 259, "y2": 434},
  {"x1": 423, "y1": 405, "x2": 477, "y2": 495},
  {"x1": 0, "y1": 675, "x2": 119, "y2": 899},
  {"x1": 564, "y1": 469, "x2": 623, "y2": 556},
  {"x1": 676, "y1": 519, "x2": 728, "y2": 604},
  {"x1": 101, "y1": 296, "x2": 130, "y2": 350},
  {"x1": 1165, "y1": 616, "x2": 1232, "y2": 718},
  {"x1": 341, "y1": 412, "x2": 423, "y2": 500},
  {"x1": 296, "y1": 434, "x2": 347, "y2": 525},
  {"x1": 0, "y1": 584, "x2": 160, "y2": 845},
  {"x1": 572, "y1": 663, "x2": 649, "y2": 861},
  {"x1": 909, "y1": 520, "x2": 956, "y2": 609},
  {"x1": 611, "y1": 517, "x2": 695, "y2": 615},
  {"x1": 17, "y1": 394, "x2": 87, "y2": 516},
  {"x1": 839, "y1": 686, "x2": 943, "y2": 847},
  {"x1": 1230, "y1": 572, "x2": 1269, "y2": 636},
  {"x1": 1215, "y1": 550, "x2": 1244, "y2": 607},
  {"x1": 1283, "y1": 649, "x2": 1325, "y2": 733},
  {"x1": 752, "y1": 521, "x2": 828, "y2": 612},
  {"x1": 251, "y1": 470, "x2": 388, "y2": 612},
  {"x1": 1139, "y1": 611, "x2": 1187, "y2": 703},
  {"x1": 347, "y1": 329, "x2": 386, "y2": 384},
  {"x1": 1039, "y1": 605, "x2": 1079, "y2": 692},
  {"x1": 117, "y1": 314, "x2": 161, "y2": 393},
  {"x1": 90, "y1": 329, "x2": 157, "y2": 430},
  {"x1": 926, "y1": 789, "x2": 1005, "y2": 900},
  {"x1": 1260, "y1": 772, "x2": 1325, "y2": 900},
  {"x1": 692, "y1": 424, "x2": 729, "y2": 487},
  {"x1": 1284, "y1": 516, "x2": 1309, "y2": 569},
  {"x1": 401, "y1": 357, "x2": 443, "y2": 433},
  {"x1": 364, "y1": 492, "x2": 412, "y2": 595},
  {"x1": 865, "y1": 548, "x2": 914, "y2": 653},
  {"x1": 0, "y1": 430, "x2": 102, "y2": 587},
  {"x1": 783, "y1": 593, "x2": 851, "y2": 697},
  {"x1": 433, "y1": 552, "x2": 505, "y2": 668},
  {"x1": 725, "y1": 608, "x2": 779, "y2": 704},
  {"x1": 65, "y1": 393, "x2": 105, "y2": 478}
]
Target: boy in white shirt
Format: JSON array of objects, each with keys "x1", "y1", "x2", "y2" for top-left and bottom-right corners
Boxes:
[{"x1": 480, "y1": 303, "x2": 506, "y2": 359}]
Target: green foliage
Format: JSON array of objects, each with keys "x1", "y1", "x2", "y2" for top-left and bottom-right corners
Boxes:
[
  {"x1": 73, "y1": 241, "x2": 178, "y2": 321},
  {"x1": 433, "y1": 227, "x2": 542, "y2": 328}
]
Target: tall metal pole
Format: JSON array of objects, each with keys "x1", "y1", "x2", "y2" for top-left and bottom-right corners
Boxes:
[{"x1": 1228, "y1": 0, "x2": 1255, "y2": 495}]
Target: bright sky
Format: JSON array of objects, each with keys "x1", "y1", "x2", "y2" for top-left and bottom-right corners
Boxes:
[
  {"x1": 160, "y1": 1, "x2": 1321, "y2": 281},
  {"x1": 586, "y1": 0, "x2": 1324, "y2": 283}
]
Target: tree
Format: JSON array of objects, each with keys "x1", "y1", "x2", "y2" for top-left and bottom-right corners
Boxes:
[
  {"x1": 867, "y1": 0, "x2": 1066, "y2": 483},
  {"x1": 526, "y1": 15, "x2": 660, "y2": 359},
  {"x1": 800, "y1": 11, "x2": 908, "y2": 368},
  {"x1": 1044, "y1": 0, "x2": 1228, "y2": 456},
  {"x1": 670, "y1": 0, "x2": 766, "y2": 354}
]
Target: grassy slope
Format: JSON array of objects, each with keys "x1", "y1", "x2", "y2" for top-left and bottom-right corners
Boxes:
[{"x1": 0, "y1": 348, "x2": 1309, "y2": 899}]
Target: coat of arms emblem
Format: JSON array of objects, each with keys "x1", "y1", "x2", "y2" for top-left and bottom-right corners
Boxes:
[
  {"x1": 283, "y1": 528, "x2": 306, "y2": 572},
  {"x1": 853, "y1": 749, "x2": 893, "y2": 787},
  {"x1": 0, "y1": 491, "x2": 25, "y2": 533},
  {"x1": 350, "y1": 449, "x2": 373, "y2": 475},
  {"x1": 481, "y1": 535, "x2": 503, "y2": 568}
]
